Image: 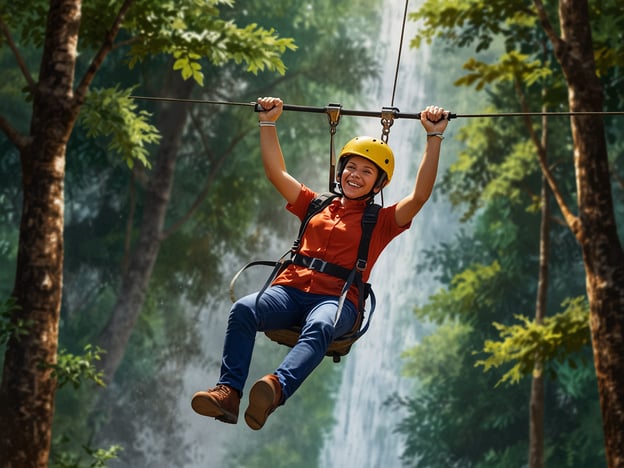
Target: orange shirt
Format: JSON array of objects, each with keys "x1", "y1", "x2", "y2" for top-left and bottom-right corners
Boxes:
[{"x1": 272, "y1": 184, "x2": 410, "y2": 306}]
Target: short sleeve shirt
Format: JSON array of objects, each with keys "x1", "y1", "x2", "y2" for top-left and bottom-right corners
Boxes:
[{"x1": 272, "y1": 184, "x2": 411, "y2": 305}]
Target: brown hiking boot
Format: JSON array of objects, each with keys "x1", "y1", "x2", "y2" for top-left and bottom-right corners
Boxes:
[
  {"x1": 191, "y1": 384, "x2": 240, "y2": 424},
  {"x1": 244, "y1": 374, "x2": 282, "y2": 430}
]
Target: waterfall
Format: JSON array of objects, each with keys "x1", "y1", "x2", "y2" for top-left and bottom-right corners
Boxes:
[{"x1": 319, "y1": 1, "x2": 442, "y2": 466}]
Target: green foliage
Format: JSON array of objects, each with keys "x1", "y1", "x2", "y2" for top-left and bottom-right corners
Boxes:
[
  {"x1": 409, "y1": 0, "x2": 623, "y2": 100},
  {"x1": 50, "y1": 435, "x2": 122, "y2": 468},
  {"x1": 440, "y1": 97, "x2": 546, "y2": 222},
  {"x1": 408, "y1": 0, "x2": 538, "y2": 51},
  {"x1": 0, "y1": 296, "x2": 32, "y2": 344},
  {"x1": 396, "y1": 323, "x2": 529, "y2": 467},
  {"x1": 79, "y1": 86, "x2": 160, "y2": 168},
  {"x1": 5, "y1": 1, "x2": 296, "y2": 82},
  {"x1": 0, "y1": 0, "x2": 50, "y2": 48},
  {"x1": 402, "y1": 320, "x2": 474, "y2": 385},
  {"x1": 172, "y1": 51, "x2": 205, "y2": 85},
  {"x1": 476, "y1": 297, "x2": 591, "y2": 386},
  {"x1": 396, "y1": 31, "x2": 604, "y2": 465},
  {"x1": 415, "y1": 261, "x2": 502, "y2": 324},
  {"x1": 455, "y1": 51, "x2": 552, "y2": 90},
  {"x1": 590, "y1": 1, "x2": 624, "y2": 75},
  {"x1": 482, "y1": 139, "x2": 539, "y2": 207},
  {"x1": 118, "y1": 0, "x2": 297, "y2": 79},
  {"x1": 45, "y1": 344, "x2": 106, "y2": 389}
]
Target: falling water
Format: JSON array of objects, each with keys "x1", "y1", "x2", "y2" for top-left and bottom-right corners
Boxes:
[{"x1": 318, "y1": 1, "x2": 446, "y2": 466}]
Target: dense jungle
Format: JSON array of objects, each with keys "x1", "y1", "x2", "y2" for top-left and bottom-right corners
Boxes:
[{"x1": 0, "y1": 0, "x2": 623, "y2": 467}]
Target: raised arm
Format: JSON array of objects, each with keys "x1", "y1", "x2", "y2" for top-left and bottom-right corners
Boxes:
[
  {"x1": 257, "y1": 97, "x2": 302, "y2": 205},
  {"x1": 394, "y1": 105, "x2": 449, "y2": 227}
]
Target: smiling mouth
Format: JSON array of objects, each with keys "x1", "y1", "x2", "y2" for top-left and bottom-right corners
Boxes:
[{"x1": 347, "y1": 180, "x2": 362, "y2": 188}]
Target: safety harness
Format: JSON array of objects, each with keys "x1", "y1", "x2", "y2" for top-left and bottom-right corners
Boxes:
[{"x1": 229, "y1": 192, "x2": 380, "y2": 362}]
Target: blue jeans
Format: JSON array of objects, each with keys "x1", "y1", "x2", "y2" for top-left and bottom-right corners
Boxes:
[{"x1": 218, "y1": 285, "x2": 358, "y2": 402}]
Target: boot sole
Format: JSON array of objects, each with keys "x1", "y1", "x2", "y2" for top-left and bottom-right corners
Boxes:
[
  {"x1": 244, "y1": 380, "x2": 275, "y2": 430},
  {"x1": 191, "y1": 392, "x2": 238, "y2": 424}
]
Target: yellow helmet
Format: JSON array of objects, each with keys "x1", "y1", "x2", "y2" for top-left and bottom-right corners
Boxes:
[{"x1": 338, "y1": 136, "x2": 395, "y2": 187}]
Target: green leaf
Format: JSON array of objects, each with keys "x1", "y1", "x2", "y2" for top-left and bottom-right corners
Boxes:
[
  {"x1": 78, "y1": 86, "x2": 161, "y2": 168},
  {"x1": 0, "y1": 297, "x2": 32, "y2": 344},
  {"x1": 475, "y1": 296, "x2": 591, "y2": 386}
]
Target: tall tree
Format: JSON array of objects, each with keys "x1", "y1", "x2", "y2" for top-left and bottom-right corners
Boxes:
[
  {"x1": 95, "y1": 71, "x2": 196, "y2": 383},
  {"x1": 0, "y1": 1, "x2": 294, "y2": 466},
  {"x1": 410, "y1": 0, "x2": 624, "y2": 464},
  {"x1": 529, "y1": 174, "x2": 549, "y2": 468},
  {"x1": 535, "y1": 3, "x2": 623, "y2": 462},
  {"x1": 397, "y1": 86, "x2": 603, "y2": 465},
  {"x1": 517, "y1": 79, "x2": 552, "y2": 468}
]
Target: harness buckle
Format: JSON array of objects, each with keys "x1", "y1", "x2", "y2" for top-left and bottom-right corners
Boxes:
[
  {"x1": 309, "y1": 257, "x2": 329, "y2": 272},
  {"x1": 356, "y1": 259, "x2": 367, "y2": 272}
]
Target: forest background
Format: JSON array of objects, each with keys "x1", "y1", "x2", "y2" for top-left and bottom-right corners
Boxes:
[{"x1": 0, "y1": 0, "x2": 622, "y2": 467}]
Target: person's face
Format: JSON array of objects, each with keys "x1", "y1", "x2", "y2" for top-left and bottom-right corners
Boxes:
[{"x1": 340, "y1": 156, "x2": 381, "y2": 198}]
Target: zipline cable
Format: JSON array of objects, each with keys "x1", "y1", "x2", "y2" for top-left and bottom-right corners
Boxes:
[
  {"x1": 390, "y1": 0, "x2": 410, "y2": 108},
  {"x1": 129, "y1": 95, "x2": 624, "y2": 119}
]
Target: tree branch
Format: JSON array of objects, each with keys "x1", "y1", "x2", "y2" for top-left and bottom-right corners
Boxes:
[
  {"x1": 0, "y1": 17, "x2": 33, "y2": 150},
  {"x1": 513, "y1": 75, "x2": 582, "y2": 237},
  {"x1": 0, "y1": 114, "x2": 29, "y2": 151},
  {"x1": 160, "y1": 125, "x2": 253, "y2": 240},
  {"x1": 122, "y1": 169, "x2": 138, "y2": 275},
  {"x1": 0, "y1": 17, "x2": 36, "y2": 92},
  {"x1": 73, "y1": 0, "x2": 134, "y2": 106},
  {"x1": 532, "y1": 0, "x2": 565, "y2": 53},
  {"x1": 111, "y1": 36, "x2": 139, "y2": 52},
  {"x1": 611, "y1": 162, "x2": 624, "y2": 193}
]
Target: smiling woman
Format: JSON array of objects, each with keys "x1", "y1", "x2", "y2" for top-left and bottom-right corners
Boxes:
[
  {"x1": 338, "y1": 136, "x2": 394, "y2": 201},
  {"x1": 190, "y1": 95, "x2": 450, "y2": 430},
  {"x1": 341, "y1": 155, "x2": 381, "y2": 198}
]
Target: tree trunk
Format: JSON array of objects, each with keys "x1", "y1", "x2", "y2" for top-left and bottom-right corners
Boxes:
[
  {"x1": 96, "y1": 74, "x2": 195, "y2": 383},
  {"x1": 529, "y1": 175, "x2": 549, "y2": 468},
  {"x1": 0, "y1": 1, "x2": 81, "y2": 466},
  {"x1": 554, "y1": 1, "x2": 624, "y2": 465}
]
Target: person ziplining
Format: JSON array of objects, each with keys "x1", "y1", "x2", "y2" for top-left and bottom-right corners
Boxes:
[{"x1": 190, "y1": 96, "x2": 450, "y2": 430}]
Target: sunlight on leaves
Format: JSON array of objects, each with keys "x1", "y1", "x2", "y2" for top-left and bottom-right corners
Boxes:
[
  {"x1": 475, "y1": 296, "x2": 590, "y2": 386},
  {"x1": 79, "y1": 86, "x2": 161, "y2": 169},
  {"x1": 45, "y1": 344, "x2": 107, "y2": 389}
]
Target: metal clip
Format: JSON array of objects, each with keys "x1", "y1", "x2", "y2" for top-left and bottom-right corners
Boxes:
[{"x1": 380, "y1": 107, "x2": 399, "y2": 143}]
